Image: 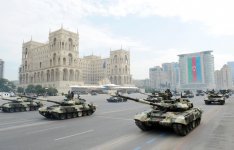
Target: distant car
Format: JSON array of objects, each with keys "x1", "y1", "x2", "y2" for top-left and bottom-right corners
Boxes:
[
  {"x1": 107, "y1": 96, "x2": 127, "y2": 102},
  {"x1": 196, "y1": 90, "x2": 205, "y2": 96},
  {"x1": 90, "y1": 92, "x2": 97, "y2": 96}
]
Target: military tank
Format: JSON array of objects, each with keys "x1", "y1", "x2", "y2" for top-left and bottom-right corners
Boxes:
[
  {"x1": 204, "y1": 91, "x2": 225, "y2": 105},
  {"x1": 107, "y1": 96, "x2": 127, "y2": 102},
  {"x1": 181, "y1": 90, "x2": 194, "y2": 98},
  {"x1": 115, "y1": 93, "x2": 202, "y2": 136},
  {"x1": 0, "y1": 96, "x2": 43, "y2": 112},
  {"x1": 141, "y1": 89, "x2": 173, "y2": 103},
  {"x1": 38, "y1": 96, "x2": 96, "y2": 120}
]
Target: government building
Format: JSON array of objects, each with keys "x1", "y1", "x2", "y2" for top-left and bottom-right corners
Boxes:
[{"x1": 19, "y1": 27, "x2": 132, "y2": 93}]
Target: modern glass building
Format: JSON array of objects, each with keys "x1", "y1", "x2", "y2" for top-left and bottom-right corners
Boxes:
[
  {"x1": 0, "y1": 59, "x2": 4, "y2": 79},
  {"x1": 178, "y1": 51, "x2": 215, "y2": 90},
  {"x1": 227, "y1": 61, "x2": 234, "y2": 85}
]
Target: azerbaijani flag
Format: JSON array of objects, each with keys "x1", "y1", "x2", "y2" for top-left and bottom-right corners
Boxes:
[{"x1": 188, "y1": 57, "x2": 202, "y2": 82}]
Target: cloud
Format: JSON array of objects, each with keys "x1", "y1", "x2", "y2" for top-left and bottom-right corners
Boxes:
[
  {"x1": 0, "y1": 0, "x2": 233, "y2": 80},
  {"x1": 75, "y1": 0, "x2": 234, "y2": 36}
]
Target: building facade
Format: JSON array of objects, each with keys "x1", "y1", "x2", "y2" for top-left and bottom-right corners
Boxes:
[
  {"x1": 162, "y1": 62, "x2": 180, "y2": 89},
  {"x1": 0, "y1": 59, "x2": 4, "y2": 78},
  {"x1": 178, "y1": 51, "x2": 215, "y2": 90},
  {"x1": 149, "y1": 66, "x2": 169, "y2": 89},
  {"x1": 227, "y1": 61, "x2": 234, "y2": 85},
  {"x1": 214, "y1": 64, "x2": 233, "y2": 89},
  {"x1": 19, "y1": 28, "x2": 132, "y2": 93}
]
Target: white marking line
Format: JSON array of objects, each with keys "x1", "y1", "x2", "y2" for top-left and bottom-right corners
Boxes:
[
  {"x1": 96, "y1": 116, "x2": 132, "y2": 121},
  {"x1": 0, "y1": 122, "x2": 53, "y2": 132},
  {"x1": 54, "y1": 129, "x2": 94, "y2": 141},
  {"x1": 0, "y1": 120, "x2": 33, "y2": 126},
  {"x1": 26, "y1": 126, "x2": 65, "y2": 135},
  {"x1": 99, "y1": 106, "x2": 146, "y2": 114}
]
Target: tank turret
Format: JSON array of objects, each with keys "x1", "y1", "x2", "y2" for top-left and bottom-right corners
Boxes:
[
  {"x1": 116, "y1": 93, "x2": 192, "y2": 111},
  {"x1": 113, "y1": 93, "x2": 202, "y2": 136}
]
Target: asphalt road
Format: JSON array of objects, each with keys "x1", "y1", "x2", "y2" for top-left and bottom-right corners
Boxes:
[{"x1": 0, "y1": 94, "x2": 234, "y2": 150}]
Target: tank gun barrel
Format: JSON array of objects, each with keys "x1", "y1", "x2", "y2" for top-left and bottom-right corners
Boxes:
[
  {"x1": 37, "y1": 99, "x2": 62, "y2": 105},
  {"x1": 114, "y1": 93, "x2": 164, "y2": 108}
]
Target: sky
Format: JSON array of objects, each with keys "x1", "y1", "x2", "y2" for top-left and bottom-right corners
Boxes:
[{"x1": 1, "y1": 0, "x2": 234, "y2": 80}]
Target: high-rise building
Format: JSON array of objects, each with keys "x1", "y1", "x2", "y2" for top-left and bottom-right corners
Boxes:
[
  {"x1": 19, "y1": 27, "x2": 132, "y2": 93},
  {"x1": 227, "y1": 61, "x2": 234, "y2": 84},
  {"x1": 0, "y1": 59, "x2": 4, "y2": 78},
  {"x1": 178, "y1": 51, "x2": 215, "y2": 89},
  {"x1": 149, "y1": 66, "x2": 169, "y2": 89},
  {"x1": 162, "y1": 62, "x2": 180, "y2": 89},
  {"x1": 215, "y1": 64, "x2": 232, "y2": 89}
]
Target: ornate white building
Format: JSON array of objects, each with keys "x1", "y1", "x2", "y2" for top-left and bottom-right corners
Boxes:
[{"x1": 19, "y1": 28, "x2": 132, "y2": 93}]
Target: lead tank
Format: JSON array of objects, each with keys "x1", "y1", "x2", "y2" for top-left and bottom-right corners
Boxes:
[
  {"x1": 115, "y1": 93, "x2": 202, "y2": 136},
  {"x1": 38, "y1": 96, "x2": 96, "y2": 120},
  {"x1": 0, "y1": 96, "x2": 43, "y2": 112}
]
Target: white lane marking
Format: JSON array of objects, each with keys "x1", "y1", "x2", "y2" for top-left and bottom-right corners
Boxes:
[
  {"x1": 0, "y1": 120, "x2": 33, "y2": 126},
  {"x1": 99, "y1": 106, "x2": 146, "y2": 114},
  {"x1": 54, "y1": 129, "x2": 94, "y2": 141},
  {"x1": 26, "y1": 126, "x2": 65, "y2": 134},
  {"x1": 96, "y1": 116, "x2": 132, "y2": 121},
  {"x1": 0, "y1": 122, "x2": 54, "y2": 132}
]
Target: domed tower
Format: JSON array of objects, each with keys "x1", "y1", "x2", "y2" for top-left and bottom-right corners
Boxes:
[
  {"x1": 109, "y1": 49, "x2": 132, "y2": 85},
  {"x1": 19, "y1": 39, "x2": 44, "y2": 86},
  {"x1": 47, "y1": 27, "x2": 82, "y2": 92}
]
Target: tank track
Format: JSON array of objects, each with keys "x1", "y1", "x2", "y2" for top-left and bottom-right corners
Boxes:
[
  {"x1": 41, "y1": 109, "x2": 95, "y2": 120},
  {"x1": 135, "y1": 120, "x2": 153, "y2": 131},
  {"x1": 1, "y1": 106, "x2": 40, "y2": 113},
  {"x1": 172, "y1": 118, "x2": 201, "y2": 136}
]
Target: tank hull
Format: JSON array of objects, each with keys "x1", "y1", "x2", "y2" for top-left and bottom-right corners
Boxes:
[
  {"x1": 134, "y1": 108, "x2": 202, "y2": 136},
  {"x1": 39, "y1": 104, "x2": 96, "y2": 120}
]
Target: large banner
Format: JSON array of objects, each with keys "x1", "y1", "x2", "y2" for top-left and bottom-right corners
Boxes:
[{"x1": 188, "y1": 56, "x2": 202, "y2": 83}]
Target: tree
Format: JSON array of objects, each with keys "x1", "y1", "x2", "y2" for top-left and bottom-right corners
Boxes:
[
  {"x1": 25, "y1": 85, "x2": 36, "y2": 93},
  {"x1": 47, "y1": 87, "x2": 58, "y2": 96},
  {"x1": 0, "y1": 78, "x2": 16, "y2": 92},
  {"x1": 34, "y1": 85, "x2": 45, "y2": 95},
  {"x1": 17, "y1": 87, "x2": 24, "y2": 93}
]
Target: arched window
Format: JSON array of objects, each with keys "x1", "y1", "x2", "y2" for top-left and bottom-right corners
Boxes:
[
  {"x1": 114, "y1": 55, "x2": 117, "y2": 63},
  {"x1": 53, "y1": 38, "x2": 56, "y2": 46},
  {"x1": 68, "y1": 54, "x2": 73, "y2": 65},
  {"x1": 25, "y1": 48, "x2": 28, "y2": 58},
  {"x1": 68, "y1": 38, "x2": 73, "y2": 50},
  {"x1": 63, "y1": 58, "x2": 66, "y2": 65},
  {"x1": 125, "y1": 55, "x2": 128, "y2": 63},
  {"x1": 53, "y1": 53, "x2": 56, "y2": 66}
]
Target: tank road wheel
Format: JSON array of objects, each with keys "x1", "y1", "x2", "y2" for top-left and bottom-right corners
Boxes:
[
  {"x1": 20, "y1": 107, "x2": 25, "y2": 112},
  {"x1": 34, "y1": 106, "x2": 39, "y2": 110},
  {"x1": 67, "y1": 113, "x2": 72, "y2": 119},
  {"x1": 195, "y1": 118, "x2": 201, "y2": 126},
  {"x1": 135, "y1": 120, "x2": 152, "y2": 131},
  {"x1": 9, "y1": 108, "x2": 14, "y2": 113},
  {"x1": 72, "y1": 112, "x2": 78, "y2": 118},
  {"x1": 15, "y1": 108, "x2": 20, "y2": 112},
  {"x1": 220, "y1": 101, "x2": 225, "y2": 105},
  {"x1": 87, "y1": 110, "x2": 92, "y2": 116},
  {"x1": 173, "y1": 124, "x2": 189, "y2": 136},
  {"x1": 26, "y1": 107, "x2": 30, "y2": 111},
  {"x1": 82, "y1": 111, "x2": 87, "y2": 116},
  {"x1": 78, "y1": 111, "x2": 82, "y2": 117},
  {"x1": 192, "y1": 120, "x2": 196, "y2": 129},
  {"x1": 30, "y1": 107, "x2": 35, "y2": 111},
  {"x1": 59, "y1": 114, "x2": 66, "y2": 120}
]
